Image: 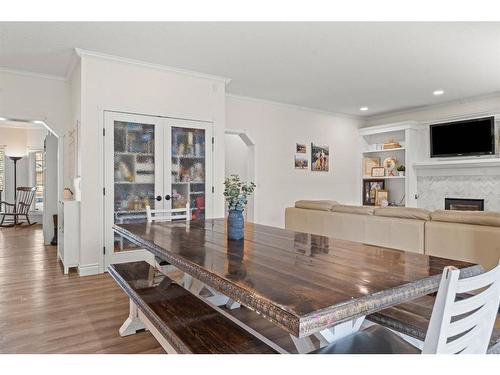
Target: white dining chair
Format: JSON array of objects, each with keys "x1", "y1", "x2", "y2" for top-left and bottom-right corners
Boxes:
[
  {"x1": 422, "y1": 260, "x2": 500, "y2": 354},
  {"x1": 313, "y1": 260, "x2": 500, "y2": 354},
  {"x1": 145, "y1": 203, "x2": 190, "y2": 223}
]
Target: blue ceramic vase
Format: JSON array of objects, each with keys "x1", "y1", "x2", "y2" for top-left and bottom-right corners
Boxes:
[{"x1": 228, "y1": 209, "x2": 244, "y2": 240}]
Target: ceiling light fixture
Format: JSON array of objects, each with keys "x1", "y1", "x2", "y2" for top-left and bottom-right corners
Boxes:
[
  {"x1": 433, "y1": 90, "x2": 444, "y2": 96},
  {"x1": 360, "y1": 107, "x2": 368, "y2": 111}
]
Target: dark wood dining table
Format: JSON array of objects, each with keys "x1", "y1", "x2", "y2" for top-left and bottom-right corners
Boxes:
[{"x1": 113, "y1": 218, "x2": 483, "y2": 351}]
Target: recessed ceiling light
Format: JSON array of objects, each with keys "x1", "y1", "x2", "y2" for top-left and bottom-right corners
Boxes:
[
  {"x1": 433, "y1": 90, "x2": 444, "y2": 96},
  {"x1": 360, "y1": 107, "x2": 368, "y2": 111}
]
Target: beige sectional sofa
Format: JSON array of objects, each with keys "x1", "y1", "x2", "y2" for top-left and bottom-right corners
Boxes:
[{"x1": 285, "y1": 200, "x2": 500, "y2": 270}]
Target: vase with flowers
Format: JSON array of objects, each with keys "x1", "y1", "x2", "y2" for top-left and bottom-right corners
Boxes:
[{"x1": 223, "y1": 175, "x2": 256, "y2": 240}]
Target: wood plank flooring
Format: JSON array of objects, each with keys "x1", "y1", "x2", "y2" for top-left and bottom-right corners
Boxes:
[
  {"x1": 0, "y1": 225, "x2": 297, "y2": 353},
  {"x1": 0, "y1": 225, "x2": 164, "y2": 353}
]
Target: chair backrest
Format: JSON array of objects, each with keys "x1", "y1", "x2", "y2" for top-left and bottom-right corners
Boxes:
[
  {"x1": 16, "y1": 187, "x2": 37, "y2": 214},
  {"x1": 423, "y1": 260, "x2": 500, "y2": 354},
  {"x1": 146, "y1": 203, "x2": 190, "y2": 223}
]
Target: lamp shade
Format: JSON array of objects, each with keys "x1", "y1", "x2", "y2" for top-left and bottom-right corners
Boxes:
[{"x1": 6, "y1": 144, "x2": 27, "y2": 158}]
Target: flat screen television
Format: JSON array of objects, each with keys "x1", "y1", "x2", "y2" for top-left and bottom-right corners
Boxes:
[{"x1": 430, "y1": 116, "x2": 495, "y2": 158}]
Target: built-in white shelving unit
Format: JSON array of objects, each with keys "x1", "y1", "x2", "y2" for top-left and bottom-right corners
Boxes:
[{"x1": 359, "y1": 121, "x2": 419, "y2": 207}]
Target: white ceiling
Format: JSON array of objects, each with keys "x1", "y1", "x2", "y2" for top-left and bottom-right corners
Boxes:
[{"x1": 1, "y1": 22, "x2": 500, "y2": 116}]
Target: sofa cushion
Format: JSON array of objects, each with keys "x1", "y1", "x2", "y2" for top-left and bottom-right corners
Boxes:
[
  {"x1": 431, "y1": 210, "x2": 500, "y2": 227},
  {"x1": 294, "y1": 200, "x2": 339, "y2": 211},
  {"x1": 331, "y1": 205, "x2": 374, "y2": 215},
  {"x1": 374, "y1": 207, "x2": 431, "y2": 221}
]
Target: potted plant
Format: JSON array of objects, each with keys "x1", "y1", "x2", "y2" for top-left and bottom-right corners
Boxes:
[
  {"x1": 223, "y1": 175, "x2": 256, "y2": 240},
  {"x1": 396, "y1": 165, "x2": 405, "y2": 177}
]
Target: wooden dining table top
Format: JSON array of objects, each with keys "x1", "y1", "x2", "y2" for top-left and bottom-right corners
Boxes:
[{"x1": 113, "y1": 218, "x2": 483, "y2": 338}]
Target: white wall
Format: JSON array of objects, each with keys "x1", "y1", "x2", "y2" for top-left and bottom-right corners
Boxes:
[
  {"x1": 226, "y1": 95, "x2": 364, "y2": 228},
  {"x1": 66, "y1": 62, "x2": 81, "y2": 189},
  {"x1": 79, "y1": 55, "x2": 226, "y2": 274},
  {"x1": 0, "y1": 71, "x2": 70, "y2": 136}
]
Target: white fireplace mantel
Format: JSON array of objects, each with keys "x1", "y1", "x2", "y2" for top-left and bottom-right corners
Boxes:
[{"x1": 413, "y1": 158, "x2": 500, "y2": 177}]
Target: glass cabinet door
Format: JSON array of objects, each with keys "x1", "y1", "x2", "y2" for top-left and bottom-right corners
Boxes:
[
  {"x1": 171, "y1": 126, "x2": 206, "y2": 220},
  {"x1": 113, "y1": 121, "x2": 157, "y2": 252},
  {"x1": 104, "y1": 112, "x2": 164, "y2": 266}
]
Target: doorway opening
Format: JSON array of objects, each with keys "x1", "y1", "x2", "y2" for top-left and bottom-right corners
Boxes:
[
  {"x1": 224, "y1": 129, "x2": 256, "y2": 222},
  {"x1": 0, "y1": 118, "x2": 60, "y2": 247}
]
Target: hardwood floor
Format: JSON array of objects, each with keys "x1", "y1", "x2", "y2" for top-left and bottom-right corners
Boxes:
[{"x1": 0, "y1": 225, "x2": 164, "y2": 353}]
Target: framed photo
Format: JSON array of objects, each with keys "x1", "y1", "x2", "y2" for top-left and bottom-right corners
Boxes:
[
  {"x1": 311, "y1": 143, "x2": 329, "y2": 172},
  {"x1": 296, "y1": 143, "x2": 307, "y2": 154},
  {"x1": 363, "y1": 157, "x2": 380, "y2": 176},
  {"x1": 363, "y1": 179, "x2": 385, "y2": 206},
  {"x1": 294, "y1": 153, "x2": 308, "y2": 169},
  {"x1": 375, "y1": 190, "x2": 389, "y2": 206},
  {"x1": 371, "y1": 166, "x2": 386, "y2": 177}
]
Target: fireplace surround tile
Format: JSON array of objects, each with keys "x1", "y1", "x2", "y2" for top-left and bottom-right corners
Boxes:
[{"x1": 417, "y1": 175, "x2": 500, "y2": 212}]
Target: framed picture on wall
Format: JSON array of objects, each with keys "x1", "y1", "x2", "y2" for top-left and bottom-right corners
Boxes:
[
  {"x1": 296, "y1": 143, "x2": 307, "y2": 153},
  {"x1": 311, "y1": 143, "x2": 329, "y2": 172},
  {"x1": 294, "y1": 153, "x2": 308, "y2": 169},
  {"x1": 363, "y1": 179, "x2": 385, "y2": 206}
]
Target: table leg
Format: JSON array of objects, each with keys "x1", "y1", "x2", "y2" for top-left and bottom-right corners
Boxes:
[
  {"x1": 184, "y1": 276, "x2": 241, "y2": 310},
  {"x1": 119, "y1": 298, "x2": 146, "y2": 337}
]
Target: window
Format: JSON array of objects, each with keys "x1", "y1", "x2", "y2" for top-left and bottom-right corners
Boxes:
[{"x1": 34, "y1": 150, "x2": 44, "y2": 211}]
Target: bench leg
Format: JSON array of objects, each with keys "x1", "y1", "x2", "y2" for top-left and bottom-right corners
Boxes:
[
  {"x1": 290, "y1": 335, "x2": 316, "y2": 354},
  {"x1": 119, "y1": 299, "x2": 146, "y2": 337},
  {"x1": 292, "y1": 316, "x2": 366, "y2": 353}
]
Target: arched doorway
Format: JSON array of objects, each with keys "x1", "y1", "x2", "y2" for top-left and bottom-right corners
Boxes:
[{"x1": 224, "y1": 129, "x2": 256, "y2": 221}]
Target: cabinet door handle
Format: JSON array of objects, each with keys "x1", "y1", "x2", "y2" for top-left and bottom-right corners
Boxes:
[
  {"x1": 156, "y1": 195, "x2": 162, "y2": 201},
  {"x1": 165, "y1": 195, "x2": 171, "y2": 201}
]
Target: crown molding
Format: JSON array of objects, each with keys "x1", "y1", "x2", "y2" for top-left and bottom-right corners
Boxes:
[
  {"x1": 226, "y1": 93, "x2": 365, "y2": 121},
  {"x1": 75, "y1": 48, "x2": 231, "y2": 85},
  {"x1": 365, "y1": 91, "x2": 500, "y2": 124},
  {"x1": 0, "y1": 67, "x2": 66, "y2": 82}
]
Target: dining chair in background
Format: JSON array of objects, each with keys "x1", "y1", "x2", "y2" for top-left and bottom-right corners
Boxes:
[{"x1": 145, "y1": 203, "x2": 190, "y2": 223}]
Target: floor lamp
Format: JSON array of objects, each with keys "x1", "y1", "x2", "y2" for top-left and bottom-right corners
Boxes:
[{"x1": 9, "y1": 156, "x2": 22, "y2": 202}]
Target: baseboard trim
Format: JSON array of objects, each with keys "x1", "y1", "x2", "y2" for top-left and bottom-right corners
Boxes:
[{"x1": 78, "y1": 263, "x2": 100, "y2": 276}]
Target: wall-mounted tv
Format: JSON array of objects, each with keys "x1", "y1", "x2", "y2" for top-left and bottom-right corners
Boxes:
[{"x1": 430, "y1": 116, "x2": 495, "y2": 158}]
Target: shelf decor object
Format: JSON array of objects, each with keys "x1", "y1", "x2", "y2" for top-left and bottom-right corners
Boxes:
[
  {"x1": 223, "y1": 174, "x2": 255, "y2": 240},
  {"x1": 383, "y1": 139, "x2": 401, "y2": 149},
  {"x1": 363, "y1": 157, "x2": 380, "y2": 176},
  {"x1": 375, "y1": 189, "x2": 389, "y2": 206},
  {"x1": 371, "y1": 166, "x2": 386, "y2": 177},
  {"x1": 363, "y1": 179, "x2": 385, "y2": 206},
  {"x1": 383, "y1": 156, "x2": 398, "y2": 177},
  {"x1": 397, "y1": 165, "x2": 406, "y2": 177}
]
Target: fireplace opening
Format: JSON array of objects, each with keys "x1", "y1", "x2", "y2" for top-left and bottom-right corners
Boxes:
[{"x1": 445, "y1": 198, "x2": 484, "y2": 211}]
